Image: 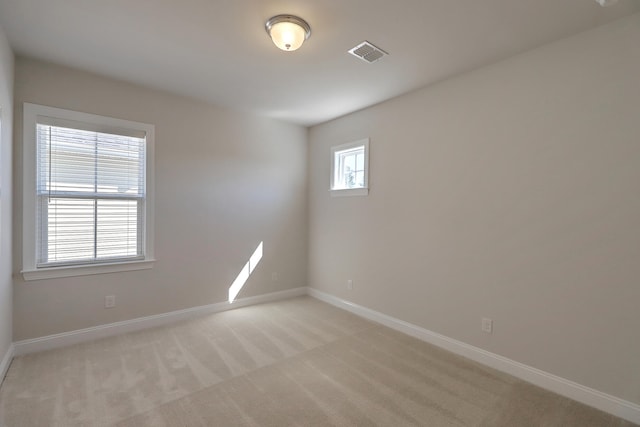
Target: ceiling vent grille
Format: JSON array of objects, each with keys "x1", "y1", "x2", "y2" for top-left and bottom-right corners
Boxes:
[{"x1": 348, "y1": 41, "x2": 388, "y2": 63}]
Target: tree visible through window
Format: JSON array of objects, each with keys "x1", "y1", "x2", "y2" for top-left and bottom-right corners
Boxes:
[
  {"x1": 330, "y1": 138, "x2": 369, "y2": 196},
  {"x1": 336, "y1": 146, "x2": 365, "y2": 189}
]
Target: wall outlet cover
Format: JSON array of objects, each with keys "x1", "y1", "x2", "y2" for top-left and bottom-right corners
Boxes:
[
  {"x1": 482, "y1": 317, "x2": 493, "y2": 333},
  {"x1": 105, "y1": 295, "x2": 116, "y2": 309}
]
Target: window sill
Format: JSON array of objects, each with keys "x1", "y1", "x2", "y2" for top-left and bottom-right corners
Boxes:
[
  {"x1": 22, "y1": 259, "x2": 155, "y2": 281},
  {"x1": 330, "y1": 188, "x2": 369, "y2": 197}
]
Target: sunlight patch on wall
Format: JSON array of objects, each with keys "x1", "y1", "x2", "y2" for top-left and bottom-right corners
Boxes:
[{"x1": 228, "y1": 241, "x2": 263, "y2": 303}]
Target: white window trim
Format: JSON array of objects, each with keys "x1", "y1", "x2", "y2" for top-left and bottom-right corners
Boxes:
[
  {"x1": 330, "y1": 138, "x2": 369, "y2": 197},
  {"x1": 22, "y1": 103, "x2": 155, "y2": 281}
]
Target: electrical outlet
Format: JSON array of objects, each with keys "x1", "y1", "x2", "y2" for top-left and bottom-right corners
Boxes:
[
  {"x1": 347, "y1": 279, "x2": 353, "y2": 290},
  {"x1": 105, "y1": 295, "x2": 116, "y2": 309},
  {"x1": 482, "y1": 317, "x2": 493, "y2": 334}
]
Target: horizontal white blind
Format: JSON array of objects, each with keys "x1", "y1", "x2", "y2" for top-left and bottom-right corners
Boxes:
[{"x1": 36, "y1": 123, "x2": 146, "y2": 266}]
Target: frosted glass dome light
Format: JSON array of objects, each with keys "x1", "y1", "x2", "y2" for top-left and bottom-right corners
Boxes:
[{"x1": 265, "y1": 15, "x2": 311, "y2": 52}]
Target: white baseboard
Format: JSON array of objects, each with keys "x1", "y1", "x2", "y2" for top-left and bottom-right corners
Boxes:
[
  {"x1": 0, "y1": 343, "x2": 14, "y2": 386},
  {"x1": 13, "y1": 287, "x2": 307, "y2": 356},
  {"x1": 307, "y1": 288, "x2": 640, "y2": 425}
]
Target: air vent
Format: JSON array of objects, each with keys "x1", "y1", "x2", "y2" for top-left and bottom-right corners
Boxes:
[{"x1": 348, "y1": 41, "x2": 388, "y2": 63}]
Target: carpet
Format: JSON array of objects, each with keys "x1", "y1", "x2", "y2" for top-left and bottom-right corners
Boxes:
[{"x1": 0, "y1": 296, "x2": 635, "y2": 426}]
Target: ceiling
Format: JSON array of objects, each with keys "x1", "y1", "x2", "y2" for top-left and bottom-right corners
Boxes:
[{"x1": 0, "y1": 1, "x2": 638, "y2": 126}]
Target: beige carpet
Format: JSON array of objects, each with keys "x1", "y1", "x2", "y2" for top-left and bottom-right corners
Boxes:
[{"x1": 0, "y1": 296, "x2": 636, "y2": 427}]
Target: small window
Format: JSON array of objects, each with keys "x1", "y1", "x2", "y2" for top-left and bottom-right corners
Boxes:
[
  {"x1": 22, "y1": 103, "x2": 155, "y2": 280},
  {"x1": 330, "y1": 138, "x2": 369, "y2": 197}
]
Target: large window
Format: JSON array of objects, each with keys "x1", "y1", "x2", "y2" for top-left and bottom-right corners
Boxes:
[
  {"x1": 330, "y1": 138, "x2": 369, "y2": 196},
  {"x1": 22, "y1": 104, "x2": 155, "y2": 280}
]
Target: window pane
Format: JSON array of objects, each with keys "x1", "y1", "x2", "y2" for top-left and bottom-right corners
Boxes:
[
  {"x1": 40, "y1": 197, "x2": 95, "y2": 264},
  {"x1": 356, "y1": 152, "x2": 364, "y2": 171},
  {"x1": 38, "y1": 125, "x2": 96, "y2": 193},
  {"x1": 343, "y1": 152, "x2": 356, "y2": 173},
  {"x1": 355, "y1": 171, "x2": 365, "y2": 187},
  {"x1": 342, "y1": 153, "x2": 356, "y2": 188},
  {"x1": 96, "y1": 132, "x2": 145, "y2": 195},
  {"x1": 96, "y1": 199, "x2": 141, "y2": 259},
  {"x1": 37, "y1": 124, "x2": 145, "y2": 196}
]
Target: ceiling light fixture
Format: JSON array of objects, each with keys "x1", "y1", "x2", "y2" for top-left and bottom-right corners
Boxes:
[{"x1": 265, "y1": 15, "x2": 311, "y2": 52}]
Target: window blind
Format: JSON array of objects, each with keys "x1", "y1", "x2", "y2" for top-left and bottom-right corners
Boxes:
[{"x1": 36, "y1": 123, "x2": 146, "y2": 266}]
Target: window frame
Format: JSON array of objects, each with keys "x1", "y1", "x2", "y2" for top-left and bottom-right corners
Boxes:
[
  {"x1": 22, "y1": 103, "x2": 155, "y2": 281},
  {"x1": 330, "y1": 138, "x2": 369, "y2": 197}
]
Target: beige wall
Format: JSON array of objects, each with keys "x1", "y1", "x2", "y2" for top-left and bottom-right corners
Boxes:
[
  {"x1": 13, "y1": 58, "x2": 308, "y2": 341},
  {"x1": 0, "y1": 24, "x2": 14, "y2": 362},
  {"x1": 309, "y1": 14, "x2": 640, "y2": 405}
]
